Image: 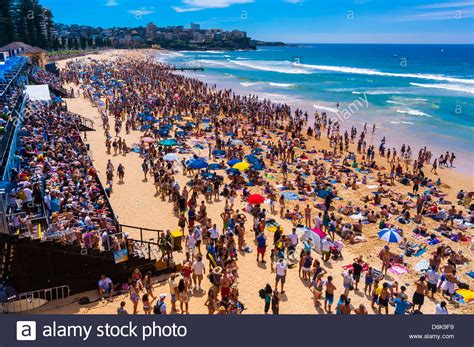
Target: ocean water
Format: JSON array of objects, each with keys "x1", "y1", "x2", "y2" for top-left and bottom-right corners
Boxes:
[{"x1": 155, "y1": 44, "x2": 474, "y2": 173}]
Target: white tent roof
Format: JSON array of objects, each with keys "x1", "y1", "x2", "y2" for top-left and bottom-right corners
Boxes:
[{"x1": 25, "y1": 84, "x2": 51, "y2": 102}]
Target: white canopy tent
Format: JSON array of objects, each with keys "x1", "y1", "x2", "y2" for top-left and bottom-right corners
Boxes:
[{"x1": 24, "y1": 84, "x2": 51, "y2": 102}]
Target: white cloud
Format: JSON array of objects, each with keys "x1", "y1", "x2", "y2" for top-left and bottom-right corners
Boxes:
[
  {"x1": 397, "y1": 8, "x2": 474, "y2": 21},
  {"x1": 284, "y1": 0, "x2": 304, "y2": 3},
  {"x1": 129, "y1": 9, "x2": 155, "y2": 16},
  {"x1": 172, "y1": 0, "x2": 254, "y2": 12},
  {"x1": 105, "y1": 0, "x2": 118, "y2": 6},
  {"x1": 415, "y1": 1, "x2": 474, "y2": 9}
]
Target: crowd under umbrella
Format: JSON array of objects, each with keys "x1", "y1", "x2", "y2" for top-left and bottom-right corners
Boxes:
[
  {"x1": 378, "y1": 228, "x2": 403, "y2": 243},
  {"x1": 186, "y1": 159, "x2": 209, "y2": 170},
  {"x1": 159, "y1": 139, "x2": 179, "y2": 147},
  {"x1": 226, "y1": 168, "x2": 241, "y2": 176},
  {"x1": 247, "y1": 194, "x2": 265, "y2": 205},
  {"x1": 228, "y1": 158, "x2": 241, "y2": 167},
  {"x1": 232, "y1": 161, "x2": 250, "y2": 171},
  {"x1": 213, "y1": 149, "x2": 225, "y2": 157},
  {"x1": 208, "y1": 163, "x2": 223, "y2": 170}
]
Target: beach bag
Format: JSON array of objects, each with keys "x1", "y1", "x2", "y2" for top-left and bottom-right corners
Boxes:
[{"x1": 259, "y1": 289, "x2": 266, "y2": 299}]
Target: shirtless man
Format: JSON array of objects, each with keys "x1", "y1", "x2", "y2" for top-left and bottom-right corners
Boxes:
[
  {"x1": 412, "y1": 276, "x2": 428, "y2": 312},
  {"x1": 220, "y1": 269, "x2": 233, "y2": 299},
  {"x1": 324, "y1": 276, "x2": 336, "y2": 313},
  {"x1": 381, "y1": 246, "x2": 391, "y2": 276},
  {"x1": 304, "y1": 204, "x2": 312, "y2": 227}
]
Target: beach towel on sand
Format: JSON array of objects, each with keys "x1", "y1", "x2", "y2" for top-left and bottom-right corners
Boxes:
[
  {"x1": 414, "y1": 259, "x2": 430, "y2": 272},
  {"x1": 389, "y1": 264, "x2": 409, "y2": 275},
  {"x1": 282, "y1": 192, "x2": 300, "y2": 201},
  {"x1": 414, "y1": 248, "x2": 427, "y2": 257}
]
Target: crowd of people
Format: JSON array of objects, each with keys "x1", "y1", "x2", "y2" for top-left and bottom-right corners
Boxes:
[
  {"x1": 6, "y1": 100, "x2": 119, "y2": 251},
  {"x1": 57, "y1": 54, "x2": 473, "y2": 315}
]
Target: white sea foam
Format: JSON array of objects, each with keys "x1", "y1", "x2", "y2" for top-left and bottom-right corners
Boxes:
[
  {"x1": 298, "y1": 63, "x2": 474, "y2": 85},
  {"x1": 390, "y1": 121, "x2": 415, "y2": 125},
  {"x1": 231, "y1": 60, "x2": 313, "y2": 74},
  {"x1": 387, "y1": 100, "x2": 408, "y2": 106},
  {"x1": 313, "y1": 103, "x2": 339, "y2": 113},
  {"x1": 396, "y1": 109, "x2": 432, "y2": 117},
  {"x1": 410, "y1": 82, "x2": 474, "y2": 95},
  {"x1": 268, "y1": 82, "x2": 296, "y2": 88},
  {"x1": 352, "y1": 90, "x2": 407, "y2": 95},
  {"x1": 240, "y1": 82, "x2": 262, "y2": 87}
]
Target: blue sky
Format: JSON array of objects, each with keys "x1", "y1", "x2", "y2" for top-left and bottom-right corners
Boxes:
[{"x1": 41, "y1": 0, "x2": 474, "y2": 43}]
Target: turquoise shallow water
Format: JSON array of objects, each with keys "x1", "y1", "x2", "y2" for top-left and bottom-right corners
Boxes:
[{"x1": 156, "y1": 44, "x2": 474, "y2": 173}]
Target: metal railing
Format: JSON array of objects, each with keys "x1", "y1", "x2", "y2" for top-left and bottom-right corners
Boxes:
[
  {"x1": 4, "y1": 212, "x2": 48, "y2": 237},
  {"x1": 0, "y1": 284, "x2": 70, "y2": 313}
]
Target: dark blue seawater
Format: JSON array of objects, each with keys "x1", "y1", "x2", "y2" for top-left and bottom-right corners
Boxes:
[{"x1": 156, "y1": 44, "x2": 474, "y2": 172}]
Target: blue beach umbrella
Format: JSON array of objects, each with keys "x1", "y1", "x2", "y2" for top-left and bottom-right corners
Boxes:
[
  {"x1": 187, "y1": 159, "x2": 209, "y2": 170},
  {"x1": 226, "y1": 168, "x2": 241, "y2": 176},
  {"x1": 202, "y1": 118, "x2": 211, "y2": 123},
  {"x1": 378, "y1": 228, "x2": 402, "y2": 243},
  {"x1": 213, "y1": 149, "x2": 225, "y2": 157},
  {"x1": 141, "y1": 124, "x2": 152, "y2": 131},
  {"x1": 201, "y1": 172, "x2": 215, "y2": 179},
  {"x1": 228, "y1": 158, "x2": 241, "y2": 167},
  {"x1": 159, "y1": 139, "x2": 179, "y2": 147},
  {"x1": 208, "y1": 163, "x2": 223, "y2": 170}
]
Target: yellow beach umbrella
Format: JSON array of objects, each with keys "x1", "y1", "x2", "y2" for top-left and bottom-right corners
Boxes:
[{"x1": 232, "y1": 161, "x2": 250, "y2": 171}]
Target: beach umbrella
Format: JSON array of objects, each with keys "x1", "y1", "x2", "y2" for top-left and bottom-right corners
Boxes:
[
  {"x1": 163, "y1": 153, "x2": 179, "y2": 161},
  {"x1": 252, "y1": 148, "x2": 264, "y2": 154},
  {"x1": 142, "y1": 137, "x2": 154, "y2": 143},
  {"x1": 244, "y1": 154, "x2": 260, "y2": 164},
  {"x1": 208, "y1": 163, "x2": 223, "y2": 170},
  {"x1": 201, "y1": 172, "x2": 215, "y2": 179},
  {"x1": 187, "y1": 159, "x2": 209, "y2": 170},
  {"x1": 159, "y1": 139, "x2": 179, "y2": 147},
  {"x1": 378, "y1": 228, "x2": 402, "y2": 243},
  {"x1": 247, "y1": 194, "x2": 265, "y2": 205},
  {"x1": 173, "y1": 115, "x2": 183, "y2": 121},
  {"x1": 226, "y1": 168, "x2": 241, "y2": 176},
  {"x1": 233, "y1": 161, "x2": 250, "y2": 171},
  {"x1": 228, "y1": 158, "x2": 241, "y2": 167},
  {"x1": 202, "y1": 118, "x2": 211, "y2": 123},
  {"x1": 141, "y1": 124, "x2": 152, "y2": 131},
  {"x1": 176, "y1": 131, "x2": 186, "y2": 137},
  {"x1": 230, "y1": 139, "x2": 244, "y2": 146},
  {"x1": 213, "y1": 149, "x2": 225, "y2": 157},
  {"x1": 251, "y1": 162, "x2": 265, "y2": 171},
  {"x1": 186, "y1": 121, "x2": 197, "y2": 127}
]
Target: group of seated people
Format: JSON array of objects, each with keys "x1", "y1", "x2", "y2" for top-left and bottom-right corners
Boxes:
[{"x1": 6, "y1": 100, "x2": 119, "y2": 252}]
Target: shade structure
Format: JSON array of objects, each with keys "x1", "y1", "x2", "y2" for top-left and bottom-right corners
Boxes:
[
  {"x1": 228, "y1": 158, "x2": 241, "y2": 167},
  {"x1": 201, "y1": 172, "x2": 215, "y2": 179},
  {"x1": 208, "y1": 163, "x2": 223, "y2": 170},
  {"x1": 226, "y1": 168, "x2": 241, "y2": 176},
  {"x1": 232, "y1": 161, "x2": 250, "y2": 171},
  {"x1": 186, "y1": 159, "x2": 209, "y2": 170},
  {"x1": 247, "y1": 194, "x2": 265, "y2": 205},
  {"x1": 378, "y1": 228, "x2": 402, "y2": 243},
  {"x1": 142, "y1": 137, "x2": 154, "y2": 143},
  {"x1": 212, "y1": 149, "x2": 225, "y2": 156},
  {"x1": 158, "y1": 139, "x2": 179, "y2": 147},
  {"x1": 163, "y1": 153, "x2": 179, "y2": 161}
]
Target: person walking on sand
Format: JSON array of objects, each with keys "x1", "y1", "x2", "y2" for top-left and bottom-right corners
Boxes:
[
  {"x1": 412, "y1": 276, "x2": 428, "y2": 313},
  {"x1": 142, "y1": 160, "x2": 149, "y2": 181},
  {"x1": 304, "y1": 204, "x2": 312, "y2": 227},
  {"x1": 274, "y1": 258, "x2": 288, "y2": 294},
  {"x1": 117, "y1": 163, "x2": 125, "y2": 183}
]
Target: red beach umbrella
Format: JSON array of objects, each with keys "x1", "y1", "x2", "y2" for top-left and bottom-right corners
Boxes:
[{"x1": 247, "y1": 194, "x2": 265, "y2": 205}]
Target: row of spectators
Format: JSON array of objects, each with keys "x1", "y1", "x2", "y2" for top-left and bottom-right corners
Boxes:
[
  {"x1": 6, "y1": 101, "x2": 119, "y2": 250},
  {"x1": 29, "y1": 66, "x2": 71, "y2": 96}
]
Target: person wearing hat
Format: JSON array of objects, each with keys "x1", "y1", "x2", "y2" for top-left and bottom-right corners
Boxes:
[{"x1": 154, "y1": 294, "x2": 167, "y2": 314}]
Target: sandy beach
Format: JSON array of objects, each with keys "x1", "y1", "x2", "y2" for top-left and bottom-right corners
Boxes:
[{"x1": 29, "y1": 48, "x2": 473, "y2": 315}]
